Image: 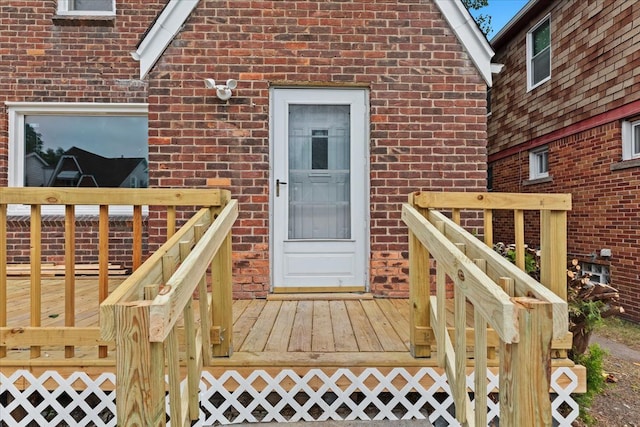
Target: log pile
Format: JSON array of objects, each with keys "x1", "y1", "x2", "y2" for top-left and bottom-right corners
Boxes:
[
  {"x1": 493, "y1": 243, "x2": 625, "y2": 356},
  {"x1": 567, "y1": 259, "x2": 624, "y2": 356}
]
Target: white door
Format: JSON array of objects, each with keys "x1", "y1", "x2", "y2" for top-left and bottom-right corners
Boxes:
[{"x1": 271, "y1": 88, "x2": 368, "y2": 291}]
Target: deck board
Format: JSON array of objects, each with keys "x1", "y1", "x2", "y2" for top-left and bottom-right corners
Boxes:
[
  {"x1": 311, "y1": 300, "x2": 335, "y2": 352},
  {"x1": 288, "y1": 300, "x2": 313, "y2": 352},
  {"x1": 233, "y1": 299, "x2": 266, "y2": 350},
  {"x1": 264, "y1": 300, "x2": 297, "y2": 352},
  {"x1": 361, "y1": 299, "x2": 407, "y2": 351},
  {"x1": 344, "y1": 300, "x2": 384, "y2": 352},
  {"x1": 375, "y1": 298, "x2": 411, "y2": 347},
  {"x1": 240, "y1": 300, "x2": 281, "y2": 352},
  {"x1": 232, "y1": 299, "x2": 251, "y2": 323},
  {"x1": 329, "y1": 300, "x2": 359, "y2": 352}
]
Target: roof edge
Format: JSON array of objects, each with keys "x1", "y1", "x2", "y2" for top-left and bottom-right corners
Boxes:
[
  {"x1": 490, "y1": 0, "x2": 551, "y2": 50},
  {"x1": 132, "y1": 0, "x2": 201, "y2": 79},
  {"x1": 433, "y1": 0, "x2": 495, "y2": 87},
  {"x1": 132, "y1": 0, "x2": 494, "y2": 85}
]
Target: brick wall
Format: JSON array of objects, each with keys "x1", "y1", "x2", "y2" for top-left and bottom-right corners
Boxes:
[
  {"x1": 147, "y1": 0, "x2": 488, "y2": 298},
  {"x1": 491, "y1": 122, "x2": 640, "y2": 322},
  {"x1": 6, "y1": 216, "x2": 148, "y2": 271},
  {"x1": 489, "y1": 0, "x2": 640, "y2": 155}
]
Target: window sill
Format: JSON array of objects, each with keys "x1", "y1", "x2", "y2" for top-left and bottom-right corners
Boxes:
[
  {"x1": 523, "y1": 176, "x2": 552, "y2": 186},
  {"x1": 610, "y1": 158, "x2": 640, "y2": 171},
  {"x1": 52, "y1": 15, "x2": 115, "y2": 27}
]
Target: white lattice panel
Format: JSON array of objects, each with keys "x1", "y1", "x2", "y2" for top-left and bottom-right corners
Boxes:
[
  {"x1": 0, "y1": 368, "x2": 579, "y2": 426},
  {"x1": 1, "y1": 371, "x2": 116, "y2": 426}
]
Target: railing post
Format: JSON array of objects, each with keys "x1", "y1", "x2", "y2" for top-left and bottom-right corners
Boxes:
[
  {"x1": 115, "y1": 301, "x2": 165, "y2": 427},
  {"x1": 0, "y1": 204, "x2": 6, "y2": 358},
  {"x1": 212, "y1": 231, "x2": 233, "y2": 357},
  {"x1": 499, "y1": 297, "x2": 553, "y2": 427},
  {"x1": 540, "y1": 210, "x2": 567, "y2": 301},
  {"x1": 408, "y1": 194, "x2": 431, "y2": 358}
]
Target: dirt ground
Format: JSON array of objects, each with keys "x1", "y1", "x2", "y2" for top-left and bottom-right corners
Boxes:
[{"x1": 578, "y1": 320, "x2": 640, "y2": 427}]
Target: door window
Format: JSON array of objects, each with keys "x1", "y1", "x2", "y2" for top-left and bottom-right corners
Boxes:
[{"x1": 288, "y1": 105, "x2": 350, "y2": 240}]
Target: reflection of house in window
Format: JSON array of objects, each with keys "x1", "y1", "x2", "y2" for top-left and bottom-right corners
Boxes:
[
  {"x1": 47, "y1": 146, "x2": 148, "y2": 188},
  {"x1": 25, "y1": 152, "x2": 54, "y2": 187}
]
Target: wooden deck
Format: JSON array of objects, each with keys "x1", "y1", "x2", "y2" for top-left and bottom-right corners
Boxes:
[
  {"x1": 3, "y1": 278, "x2": 424, "y2": 367},
  {"x1": 227, "y1": 294, "x2": 424, "y2": 367},
  {"x1": 2, "y1": 277, "x2": 584, "y2": 412},
  {"x1": 3, "y1": 278, "x2": 577, "y2": 371}
]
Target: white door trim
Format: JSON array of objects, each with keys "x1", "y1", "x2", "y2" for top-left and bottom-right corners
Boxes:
[{"x1": 269, "y1": 87, "x2": 370, "y2": 292}]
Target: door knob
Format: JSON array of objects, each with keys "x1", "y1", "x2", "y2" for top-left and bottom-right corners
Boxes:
[{"x1": 276, "y1": 179, "x2": 287, "y2": 197}]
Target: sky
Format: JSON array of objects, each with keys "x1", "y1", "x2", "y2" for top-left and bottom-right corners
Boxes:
[
  {"x1": 470, "y1": 0, "x2": 531, "y2": 39},
  {"x1": 27, "y1": 115, "x2": 148, "y2": 160}
]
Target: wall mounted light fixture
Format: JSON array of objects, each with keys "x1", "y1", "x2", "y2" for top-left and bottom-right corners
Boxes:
[{"x1": 204, "y1": 78, "x2": 237, "y2": 101}]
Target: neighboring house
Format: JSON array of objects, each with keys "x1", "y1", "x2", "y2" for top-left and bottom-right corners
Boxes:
[
  {"x1": 47, "y1": 146, "x2": 148, "y2": 188},
  {"x1": 487, "y1": 0, "x2": 640, "y2": 321},
  {"x1": 24, "y1": 152, "x2": 52, "y2": 187},
  {"x1": 1, "y1": 0, "x2": 494, "y2": 297}
]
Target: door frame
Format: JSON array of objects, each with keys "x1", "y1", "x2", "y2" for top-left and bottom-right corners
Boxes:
[{"x1": 268, "y1": 87, "x2": 370, "y2": 293}]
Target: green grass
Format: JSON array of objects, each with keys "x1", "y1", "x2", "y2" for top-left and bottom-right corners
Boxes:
[{"x1": 595, "y1": 316, "x2": 640, "y2": 351}]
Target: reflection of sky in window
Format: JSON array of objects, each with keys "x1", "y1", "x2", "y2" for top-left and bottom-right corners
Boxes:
[{"x1": 26, "y1": 115, "x2": 148, "y2": 159}]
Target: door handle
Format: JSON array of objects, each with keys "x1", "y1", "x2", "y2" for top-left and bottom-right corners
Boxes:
[{"x1": 276, "y1": 179, "x2": 287, "y2": 197}]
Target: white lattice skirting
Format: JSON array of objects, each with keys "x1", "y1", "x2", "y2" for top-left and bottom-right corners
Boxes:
[{"x1": 1, "y1": 367, "x2": 579, "y2": 426}]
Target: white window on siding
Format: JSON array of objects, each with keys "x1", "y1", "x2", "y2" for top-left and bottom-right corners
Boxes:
[
  {"x1": 529, "y1": 146, "x2": 549, "y2": 180},
  {"x1": 58, "y1": 0, "x2": 115, "y2": 16},
  {"x1": 6, "y1": 102, "x2": 148, "y2": 215},
  {"x1": 622, "y1": 119, "x2": 640, "y2": 161},
  {"x1": 527, "y1": 15, "x2": 551, "y2": 90}
]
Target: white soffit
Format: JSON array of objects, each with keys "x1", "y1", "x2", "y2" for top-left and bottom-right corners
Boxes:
[
  {"x1": 132, "y1": 0, "x2": 200, "y2": 79},
  {"x1": 433, "y1": 0, "x2": 495, "y2": 86}
]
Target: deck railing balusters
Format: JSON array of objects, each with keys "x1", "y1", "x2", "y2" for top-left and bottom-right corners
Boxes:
[
  {"x1": 0, "y1": 203, "x2": 6, "y2": 358},
  {"x1": 64, "y1": 204, "x2": 76, "y2": 358},
  {"x1": 473, "y1": 258, "x2": 489, "y2": 427},
  {"x1": 98, "y1": 204, "x2": 109, "y2": 358},
  {"x1": 30, "y1": 204, "x2": 42, "y2": 359},
  {"x1": 514, "y1": 209, "x2": 525, "y2": 271},
  {"x1": 133, "y1": 205, "x2": 143, "y2": 270}
]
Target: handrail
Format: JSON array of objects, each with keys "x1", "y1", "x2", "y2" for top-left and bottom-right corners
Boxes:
[
  {"x1": 102, "y1": 192, "x2": 238, "y2": 426},
  {"x1": 411, "y1": 191, "x2": 571, "y2": 302},
  {"x1": 149, "y1": 200, "x2": 237, "y2": 342},
  {"x1": 403, "y1": 205, "x2": 518, "y2": 343},
  {"x1": 425, "y1": 208, "x2": 568, "y2": 339},
  {"x1": 402, "y1": 191, "x2": 572, "y2": 426}
]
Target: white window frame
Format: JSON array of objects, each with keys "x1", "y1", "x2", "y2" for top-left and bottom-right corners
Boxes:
[
  {"x1": 527, "y1": 15, "x2": 551, "y2": 91},
  {"x1": 57, "y1": 0, "x2": 116, "y2": 16},
  {"x1": 621, "y1": 119, "x2": 640, "y2": 161},
  {"x1": 529, "y1": 146, "x2": 549, "y2": 180},
  {"x1": 6, "y1": 102, "x2": 148, "y2": 216}
]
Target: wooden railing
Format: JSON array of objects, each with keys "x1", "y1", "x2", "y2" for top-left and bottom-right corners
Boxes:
[
  {"x1": 403, "y1": 191, "x2": 572, "y2": 426},
  {"x1": 0, "y1": 187, "x2": 228, "y2": 364},
  {"x1": 100, "y1": 191, "x2": 237, "y2": 426}
]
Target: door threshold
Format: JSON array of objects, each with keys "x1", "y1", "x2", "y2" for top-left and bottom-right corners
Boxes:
[{"x1": 268, "y1": 291, "x2": 372, "y2": 301}]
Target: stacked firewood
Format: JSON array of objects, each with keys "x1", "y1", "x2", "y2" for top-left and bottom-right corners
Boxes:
[
  {"x1": 567, "y1": 259, "x2": 624, "y2": 356},
  {"x1": 493, "y1": 243, "x2": 625, "y2": 356}
]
